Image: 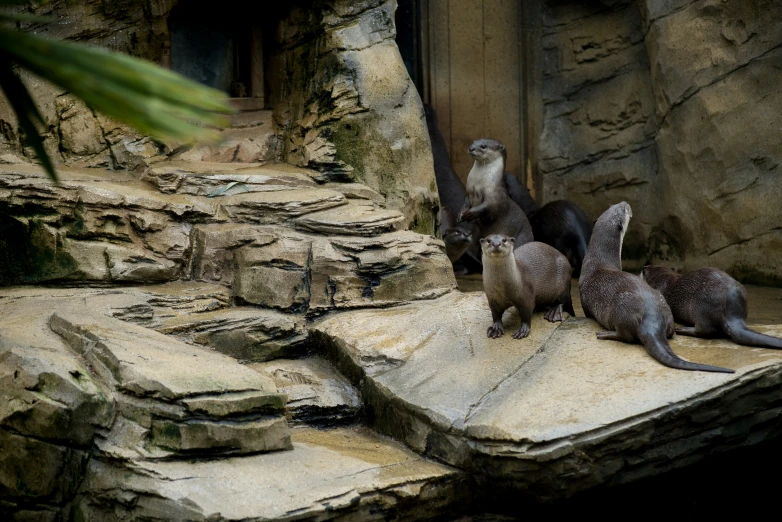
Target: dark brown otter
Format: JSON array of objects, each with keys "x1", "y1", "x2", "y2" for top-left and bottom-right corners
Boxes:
[
  {"x1": 503, "y1": 174, "x2": 592, "y2": 277},
  {"x1": 579, "y1": 202, "x2": 733, "y2": 373},
  {"x1": 481, "y1": 234, "x2": 575, "y2": 339},
  {"x1": 424, "y1": 104, "x2": 481, "y2": 269},
  {"x1": 642, "y1": 265, "x2": 782, "y2": 349},
  {"x1": 458, "y1": 139, "x2": 534, "y2": 246}
]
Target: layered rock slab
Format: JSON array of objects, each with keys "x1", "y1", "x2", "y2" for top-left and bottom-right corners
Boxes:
[
  {"x1": 75, "y1": 426, "x2": 464, "y2": 521},
  {"x1": 249, "y1": 357, "x2": 362, "y2": 426},
  {"x1": 50, "y1": 311, "x2": 291, "y2": 456},
  {"x1": 312, "y1": 291, "x2": 782, "y2": 499}
]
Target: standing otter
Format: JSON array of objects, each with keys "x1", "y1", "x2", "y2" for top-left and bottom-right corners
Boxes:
[
  {"x1": 481, "y1": 235, "x2": 575, "y2": 339},
  {"x1": 424, "y1": 104, "x2": 481, "y2": 269},
  {"x1": 642, "y1": 265, "x2": 782, "y2": 349},
  {"x1": 579, "y1": 202, "x2": 733, "y2": 373},
  {"x1": 458, "y1": 139, "x2": 534, "y2": 245}
]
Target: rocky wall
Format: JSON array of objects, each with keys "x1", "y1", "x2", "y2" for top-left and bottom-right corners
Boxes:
[
  {"x1": 540, "y1": 0, "x2": 782, "y2": 281},
  {"x1": 0, "y1": 0, "x2": 437, "y2": 233},
  {"x1": 268, "y1": 0, "x2": 439, "y2": 235},
  {"x1": 539, "y1": 0, "x2": 659, "y2": 263}
]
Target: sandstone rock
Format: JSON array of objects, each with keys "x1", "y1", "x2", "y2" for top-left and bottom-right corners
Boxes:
[
  {"x1": 248, "y1": 357, "x2": 361, "y2": 426},
  {"x1": 49, "y1": 311, "x2": 291, "y2": 456},
  {"x1": 192, "y1": 224, "x2": 456, "y2": 315},
  {"x1": 0, "y1": 164, "x2": 217, "y2": 285},
  {"x1": 142, "y1": 160, "x2": 317, "y2": 195},
  {"x1": 157, "y1": 307, "x2": 308, "y2": 362},
  {"x1": 294, "y1": 201, "x2": 405, "y2": 236},
  {"x1": 272, "y1": 0, "x2": 439, "y2": 234},
  {"x1": 313, "y1": 291, "x2": 782, "y2": 500},
  {"x1": 74, "y1": 426, "x2": 463, "y2": 521},
  {"x1": 219, "y1": 188, "x2": 347, "y2": 223}
]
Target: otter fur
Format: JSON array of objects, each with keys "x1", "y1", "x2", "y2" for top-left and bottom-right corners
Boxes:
[
  {"x1": 579, "y1": 202, "x2": 733, "y2": 373},
  {"x1": 423, "y1": 104, "x2": 481, "y2": 269},
  {"x1": 642, "y1": 265, "x2": 782, "y2": 349},
  {"x1": 459, "y1": 139, "x2": 534, "y2": 245},
  {"x1": 481, "y1": 234, "x2": 575, "y2": 339}
]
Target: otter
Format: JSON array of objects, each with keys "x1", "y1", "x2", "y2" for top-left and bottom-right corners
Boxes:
[
  {"x1": 502, "y1": 174, "x2": 592, "y2": 276},
  {"x1": 642, "y1": 265, "x2": 782, "y2": 349},
  {"x1": 458, "y1": 139, "x2": 534, "y2": 246},
  {"x1": 481, "y1": 234, "x2": 575, "y2": 339},
  {"x1": 579, "y1": 202, "x2": 733, "y2": 373},
  {"x1": 424, "y1": 104, "x2": 481, "y2": 269}
]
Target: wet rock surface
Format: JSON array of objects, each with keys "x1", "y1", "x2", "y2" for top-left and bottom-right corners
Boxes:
[
  {"x1": 313, "y1": 291, "x2": 782, "y2": 500},
  {"x1": 75, "y1": 426, "x2": 463, "y2": 521}
]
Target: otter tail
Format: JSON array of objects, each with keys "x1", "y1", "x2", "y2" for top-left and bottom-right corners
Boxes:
[
  {"x1": 724, "y1": 319, "x2": 782, "y2": 349},
  {"x1": 639, "y1": 332, "x2": 735, "y2": 374}
]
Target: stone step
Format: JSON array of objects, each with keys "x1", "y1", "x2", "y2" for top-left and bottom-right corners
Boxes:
[
  {"x1": 75, "y1": 426, "x2": 464, "y2": 521},
  {"x1": 248, "y1": 357, "x2": 361, "y2": 426},
  {"x1": 312, "y1": 291, "x2": 782, "y2": 500},
  {"x1": 49, "y1": 311, "x2": 291, "y2": 457},
  {"x1": 141, "y1": 160, "x2": 318, "y2": 195},
  {"x1": 192, "y1": 224, "x2": 455, "y2": 315}
]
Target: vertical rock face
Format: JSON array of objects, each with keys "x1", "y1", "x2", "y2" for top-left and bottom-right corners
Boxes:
[
  {"x1": 540, "y1": 0, "x2": 782, "y2": 280},
  {"x1": 640, "y1": 0, "x2": 782, "y2": 282},
  {"x1": 1, "y1": 0, "x2": 438, "y2": 232},
  {"x1": 270, "y1": 0, "x2": 439, "y2": 234},
  {"x1": 539, "y1": 0, "x2": 659, "y2": 263}
]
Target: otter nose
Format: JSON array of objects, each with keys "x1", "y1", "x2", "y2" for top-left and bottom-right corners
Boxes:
[
  {"x1": 468, "y1": 146, "x2": 476, "y2": 153},
  {"x1": 491, "y1": 238, "x2": 501, "y2": 248}
]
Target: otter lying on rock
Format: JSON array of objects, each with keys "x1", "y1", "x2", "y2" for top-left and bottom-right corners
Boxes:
[
  {"x1": 579, "y1": 202, "x2": 733, "y2": 373},
  {"x1": 481, "y1": 234, "x2": 574, "y2": 339},
  {"x1": 642, "y1": 265, "x2": 782, "y2": 349},
  {"x1": 459, "y1": 139, "x2": 534, "y2": 246}
]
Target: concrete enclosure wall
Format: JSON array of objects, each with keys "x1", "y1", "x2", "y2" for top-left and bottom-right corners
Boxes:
[{"x1": 539, "y1": 0, "x2": 782, "y2": 283}]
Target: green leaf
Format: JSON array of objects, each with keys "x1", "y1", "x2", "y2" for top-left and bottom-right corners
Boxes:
[
  {"x1": 0, "y1": 26, "x2": 234, "y2": 145},
  {"x1": 0, "y1": 60, "x2": 57, "y2": 181}
]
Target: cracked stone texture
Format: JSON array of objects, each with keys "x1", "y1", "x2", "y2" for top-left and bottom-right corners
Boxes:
[
  {"x1": 270, "y1": 0, "x2": 439, "y2": 235},
  {"x1": 0, "y1": 163, "x2": 455, "y2": 311},
  {"x1": 313, "y1": 291, "x2": 782, "y2": 500},
  {"x1": 2, "y1": 0, "x2": 439, "y2": 233},
  {"x1": 248, "y1": 357, "x2": 362, "y2": 426},
  {"x1": 74, "y1": 426, "x2": 463, "y2": 521},
  {"x1": 539, "y1": 1, "x2": 659, "y2": 263},
  {"x1": 192, "y1": 224, "x2": 455, "y2": 315},
  {"x1": 541, "y1": 0, "x2": 782, "y2": 279},
  {"x1": 640, "y1": 0, "x2": 782, "y2": 282},
  {"x1": 0, "y1": 284, "x2": 295, "y2": 517}
]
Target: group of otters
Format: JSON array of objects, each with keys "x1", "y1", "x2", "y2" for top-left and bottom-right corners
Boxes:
[{"x1": 426, "y1": 105, "x2": 782, "y2": 374}]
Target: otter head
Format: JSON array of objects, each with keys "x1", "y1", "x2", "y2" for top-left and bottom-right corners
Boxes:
[
  {"x1": 586, "y1": 201, "x2": 633, "y2": 270},
  {"x1": 640, "y1": 265, "x2": 679, "y2": 294},
  {"x1": 443, "y1": 227, "x2": 473, "y2": 262},
  {"x1": 480, "y1": 235, "x2": 514, "y2": 258},
  {"x1": 468, "y1": 139, "x2": 506, "y2": 165}
]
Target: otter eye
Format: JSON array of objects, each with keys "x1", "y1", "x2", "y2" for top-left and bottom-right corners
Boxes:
[
  {"x1": 480, "y1": 144, "x2": 486, "y2": 150},
  {"x1": 502, "y1": 239, "x2": 507, "y2": 244}
]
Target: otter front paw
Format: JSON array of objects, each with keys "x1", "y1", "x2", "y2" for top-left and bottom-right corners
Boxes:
[
  {"x1": 459, "y1": 208, "x2": 478, "y2": 222},
  {"x1": 512, "y1": 324, "x2": 530, "y2": 339},
  {"x1": 487, "y1": 322, "x2": 504, "y2": 338}
]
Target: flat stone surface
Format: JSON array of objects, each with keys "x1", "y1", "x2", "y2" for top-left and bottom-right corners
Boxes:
[
  {"x1": 248, "y1": 357, "x2": 361, "y2": 426},
  {"x1": 50, "y1": 312, "x2": 279, "y2": 401},
  {"x1": 142, "y1": 161, "x2": 318, "y2": 195},
  {"x1": 313, "y1": 290, "x2": 782, "y2": 499},
  {"x1": 220, "y1": 188, "x2": 347, "y2": 223},
  {"x1": 157, "y1": 307, "x2": 308, "y2": 363},
  {"x1": 76, "y1": 426, "x2": 463, "y2": 521},
  {"x1": 294, "y1": 201, "x2": 405, "y2": 236}
]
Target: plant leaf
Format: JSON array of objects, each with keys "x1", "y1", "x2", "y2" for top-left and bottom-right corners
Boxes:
[{"x1": 0, "y1": 59, "x2": 57, "y2": 181}]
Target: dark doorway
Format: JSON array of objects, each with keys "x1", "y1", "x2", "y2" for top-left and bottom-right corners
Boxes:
[{"x1": 168, "y1": 0, "x2": 262, "y2": 100}]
